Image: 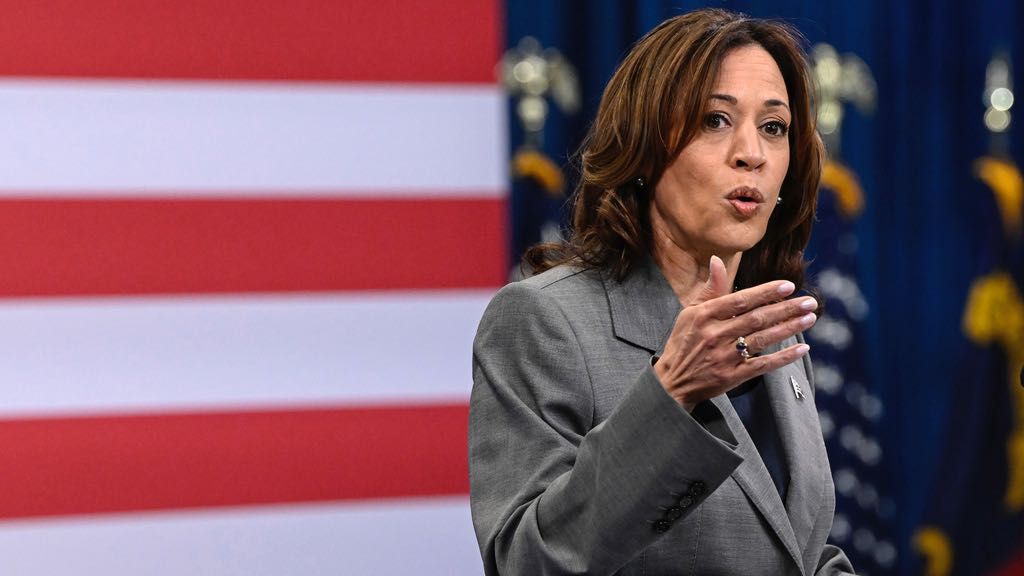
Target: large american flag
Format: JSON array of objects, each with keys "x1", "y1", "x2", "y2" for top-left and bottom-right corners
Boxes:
[{"x1": 0, "y1": 1, "x2": 503, "y2": 573}]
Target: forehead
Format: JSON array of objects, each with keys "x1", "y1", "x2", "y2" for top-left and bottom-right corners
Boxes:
[{"x1": 712, "y1": 44, "x2": 788, "y2": 101}]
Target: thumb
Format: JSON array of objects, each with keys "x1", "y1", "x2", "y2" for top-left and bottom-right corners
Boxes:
[{"x1": 690, "y1": 255, "x2": 730, "y2": 305}]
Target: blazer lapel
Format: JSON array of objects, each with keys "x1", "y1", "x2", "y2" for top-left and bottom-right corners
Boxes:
[
  {"x1": 763, "y1": 355, "x2": 828, "y2": 557},
  {"x1": 605, "y1": 260, "x2": 823, "y2": 573},
  {"x1": 603, "y1": 257, "x2": 680, "y2": 353},
  {"x1": 710, "y1": 393, "x2": 805, "y2": 574}
]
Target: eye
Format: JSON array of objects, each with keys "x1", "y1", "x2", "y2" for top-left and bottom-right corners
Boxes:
[
  {"x1": 703, "y1": 112, "x2": 730, "y2": 130},
  {"x1": 761, "y1": 120, "x2": 789, "y2": 137}
]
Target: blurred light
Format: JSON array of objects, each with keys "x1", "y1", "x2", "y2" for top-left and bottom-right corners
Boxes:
[
  {"x1": 809, "y1": 315, "x2": 853, "y2": 349},
  {"x1": 858, "y1": 439, "x2": 882, "y2": 466},
  {"x1": 853, "y1": 528, "x2": 877, "y2": 552},
  {"x1": 517, "y1": 97, "x2": 547, "y2": 132},
  {"x1": 985, "y1": 108, "x2": 1011, "y2": 132},
  {"x1": 817, "y1": 268, "x2": 869, "y2": 319},
  {"x1": 818, "y1": 101, "x2": 842, "y2": 135},
  {"x1": 819, "y1": 410, "x2": 835, "y2": 439},
  {"x1": 831, "y1": 513, "x2": 851, "y2": 541},
  {"x1": 835, "y1": 468, "x2": 859, "y2": 495},
  {"x1": 512, "y1": 60, "x2": 536, "y2": 84},
  {"x1": 839, "y1": 424, "x2": 863, "y2": 452},
  {"x1": 860, "y1": 393, "x2": 884, "y2": 421},
  {"x1": 818, "y1": 57, "x2": 841, "y2": 87},
  {"x1": 991, "y1": 87, "x2": 1014, "y2": 111},
  {"x1": 875, "y1": 541, "x2": 898, "y2": 567},
  {"x1": 813, "y1": 362, "x2": 843, "y2": 394}
]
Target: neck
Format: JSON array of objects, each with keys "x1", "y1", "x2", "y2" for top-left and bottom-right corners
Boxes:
[{"x1": 649, "y1": 226, "x2": 741, "y2": 304}]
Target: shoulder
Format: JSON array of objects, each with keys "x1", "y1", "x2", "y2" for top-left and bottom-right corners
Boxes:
[
  {"x1": 519, "y1": 263, "x2": 601, "y2": 292},
  {"x1": 477, "y1": 264, "x2": 608, "y2": 336},
  {"x1": 491, "y1": 264, "x2": 606, "y2": 315}
]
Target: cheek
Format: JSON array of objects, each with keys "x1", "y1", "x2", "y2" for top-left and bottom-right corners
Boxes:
[{"x1": 773, "y1": 148, "x2": 791, "y2": 189}]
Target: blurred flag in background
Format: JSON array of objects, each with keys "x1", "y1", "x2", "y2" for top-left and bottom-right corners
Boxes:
[
  {"x1": 0, "y1": 1, "x2": 502, "y2": 573},
  {"x1": 806, "y1": 162, "x2": 898, "y2": 575},
  {"x1": 914, "y1": 154, "x2": 1024, "y2": 576}
]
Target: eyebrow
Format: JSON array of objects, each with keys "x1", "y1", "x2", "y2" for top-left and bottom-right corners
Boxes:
[{"x1": 709, "y1": 93, "x2": 790, "y2": 111}]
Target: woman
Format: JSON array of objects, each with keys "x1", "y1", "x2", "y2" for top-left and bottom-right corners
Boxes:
[{"x1": 470, "y1": 9, "x2": 854, "y2": 575}]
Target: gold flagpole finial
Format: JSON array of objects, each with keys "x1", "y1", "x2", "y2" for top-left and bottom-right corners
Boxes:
[
  {"x1": 811, "y1": 43, "x2": 876, "y2": 159},
  {"x1": 811, "y1": 44, "x2": 875, "y2": 219},
  {"x1": 499, "y1": 37, "x2": 580, "y2": 151},
  {"x1": 983, "y1": 53, "x2": 1014, "y2": 148}
]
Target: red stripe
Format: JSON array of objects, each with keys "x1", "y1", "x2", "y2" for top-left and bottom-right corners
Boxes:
[
  {"x1": 0, "y1": 403, "x2": 469, "y2": 520},
  {"x1": 0, "y1": 197, "x2": 506, "y2": 297},
  {"x1": 0, "y1": 0, "x2": 500, "y2": 83}
]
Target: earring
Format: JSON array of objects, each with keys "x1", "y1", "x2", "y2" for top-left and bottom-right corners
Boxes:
[
  {"x1": 632, "y1": 176, "x2": 646, "y2": 190},
  {"x1": 776, "y1": 196, "x2": 783, "y2": 205}
]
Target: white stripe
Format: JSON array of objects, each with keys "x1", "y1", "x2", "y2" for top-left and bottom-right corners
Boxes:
[
  {"x1": 0, "y1": 79, "x2": 506, "y2": 195},
  {"x1": 0, "y1": 291, "x2": 493, "y2": 417},
  {"x1": 0, "y1": 497, "x2": 481, "y2": 575}
]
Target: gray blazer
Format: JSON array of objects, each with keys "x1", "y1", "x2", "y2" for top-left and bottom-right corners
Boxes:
[{"x1": 469, "y1": 259, "x2": 854, "y2": 575}]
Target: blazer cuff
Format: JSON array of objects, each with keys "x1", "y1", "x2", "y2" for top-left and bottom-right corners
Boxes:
[{"x1": 586, "y1": 366, "x2": 744, "y2": 536}]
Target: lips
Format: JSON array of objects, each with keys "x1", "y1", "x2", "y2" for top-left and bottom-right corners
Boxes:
[
  {"x1": 725, "y1": 186, "x2": 764, "y2": 218},
  {"x1": 725, "y1": 186, "x2": 764, "y2": 203}
]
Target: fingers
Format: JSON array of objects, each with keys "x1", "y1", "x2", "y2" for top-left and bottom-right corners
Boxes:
[
  {"x1": 735, "y1": 342, "x2": 811, "y2": 381},
  {"x1": 690, "y1": 255, "x2": 731, "y2": 305},
  {"x1": 743, "y1": 311, "x2": 817, "y2": 353},
  {"x1": 726, "y1": 296, "x2": 818, "y2": 351},
  {"x1": 659, "y1": 263, "x2": 818, "y2": 408},
  {"x1": 700, "y1": 278, "x2": 796, "y2": 320}
]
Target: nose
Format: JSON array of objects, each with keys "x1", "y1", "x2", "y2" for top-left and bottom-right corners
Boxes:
[{"x1": 730, "y1": 125, "x2": 766, "y2": 171}]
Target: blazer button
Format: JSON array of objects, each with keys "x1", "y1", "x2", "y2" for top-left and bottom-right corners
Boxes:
[
  {"x1": 689, "y1": 481, "x2": 706, "y2": 496},
  {"x1": 677, "y1": 495, "x2": 694, "y2": 509},
  {"x1": 653, "y1": 519, "x2": 671, "y2": 533},
  {"x1": 665, "y1": 506, "x2": 683, "y2": 521}
]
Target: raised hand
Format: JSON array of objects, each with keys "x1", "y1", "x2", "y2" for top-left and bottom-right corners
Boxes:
[{"x1": 653, "y1": 255, "x2": 817, "y2": 411}]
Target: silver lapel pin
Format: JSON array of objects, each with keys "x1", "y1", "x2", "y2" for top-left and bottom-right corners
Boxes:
[{"x1": 790, "y1": 376, "x2": 805, "y2": 400}]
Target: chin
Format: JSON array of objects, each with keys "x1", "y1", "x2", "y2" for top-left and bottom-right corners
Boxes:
[
  {"x1": 712, "y1": 234, "x2": 766, "y2": 256},
  {"x1": 725, "y1": 226, "x2": 770, "y2": 254}
]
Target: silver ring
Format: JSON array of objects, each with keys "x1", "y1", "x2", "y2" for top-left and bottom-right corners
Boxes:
[{"x1": 736, "y1": 336, "x2": 751, "y2": 360}]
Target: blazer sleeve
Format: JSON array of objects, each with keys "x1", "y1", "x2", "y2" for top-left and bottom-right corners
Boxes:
[
  {"x1": 469, "y1": 281, "x2": 744, "y2": 575},
  {"x1": 815, "y1": 545, "x2": 856, "y2": 576}
]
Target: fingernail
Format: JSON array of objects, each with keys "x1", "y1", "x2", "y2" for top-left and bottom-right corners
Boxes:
[
  {"x1": 800, "y1": 298, "x2": 817, "y2": 311},
  {"x1": 796, "y1": 344, "x2": 810, "y2": 355},
  {"x1": 777, "y1": 281, "x2": 795, "y2": 295},
  {"x1": 799, "y1": 313, "x2": 816, "y2": 327}
]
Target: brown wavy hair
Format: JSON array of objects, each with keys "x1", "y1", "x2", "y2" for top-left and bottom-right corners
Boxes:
[{"x1": 524, "y1": 8, "x2": 824, "y2": 291}]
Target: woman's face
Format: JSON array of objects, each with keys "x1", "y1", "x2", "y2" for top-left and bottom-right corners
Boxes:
[{"x1": 651, "y1": 44, "x2": 791, "y2": 260}]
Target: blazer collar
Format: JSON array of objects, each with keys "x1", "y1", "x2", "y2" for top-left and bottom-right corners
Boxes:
[{"x1": 603, "y1": 255, "x2": 680, "y2": 353}]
